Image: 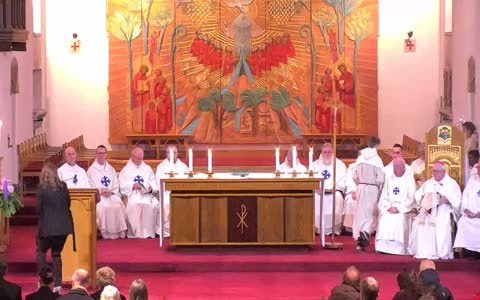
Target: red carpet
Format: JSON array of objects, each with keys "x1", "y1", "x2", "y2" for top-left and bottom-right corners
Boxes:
[{"x1": 4, "y1": 226, "x2": 480, "y2": 299}]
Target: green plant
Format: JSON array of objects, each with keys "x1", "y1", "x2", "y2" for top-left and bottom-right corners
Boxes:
[{"x1": 0, "y1": 192, "x2": 23, "y2": 218}]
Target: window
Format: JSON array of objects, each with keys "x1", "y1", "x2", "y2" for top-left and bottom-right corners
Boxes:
[{"x1": 33, "y1": 0, "x2": 41, "y2": 34}]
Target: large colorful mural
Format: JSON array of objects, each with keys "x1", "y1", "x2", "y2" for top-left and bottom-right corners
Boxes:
[{"x1": 107, "y1": 0, "x2": 378, "y2": 144}]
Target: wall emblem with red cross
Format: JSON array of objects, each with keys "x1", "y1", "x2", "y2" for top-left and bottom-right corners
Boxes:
[{"x1": 404, "y1": 38, "x2": 416, "y2": 52}]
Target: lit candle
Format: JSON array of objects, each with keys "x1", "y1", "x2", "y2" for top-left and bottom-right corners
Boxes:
[
  {"x1": 292, "y1": 145, "x2": 297, "y2": 170},
  {"x1": 275, "y1": 147, "x2": 280, "y2": 171},
  {"x1": 207, "y1": 148, "x2": 212, "y2": 173},
  {"x1": 309, "y1": 146, "x2": 313, "y2": 171},
  {"x1": 188, "y1": 148, "x2": 193, "y2": 172}
]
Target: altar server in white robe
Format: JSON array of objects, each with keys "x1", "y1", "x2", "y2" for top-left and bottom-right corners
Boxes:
[
  {"x1": 410, "y1": 143, "x2": 426, "y2": 189},
  {"x1": 119, "y1": 147, "x2": 159, "y2": 238},
  {"x1": 383, "y1": 144, "x2": 413, "y2": 178},
  {"x1": 58, "y1": 146, "x2": 93, "y2": 188},
  {"x1": 409, "y1": 161, "x2": 461, "y2": 259},
  {"x1": 87, "y1": 145, "x2": 127, "y2": 239},
  {"x1": 352, "y1": 136, "x2": 384, "y2": 250},
  {"x1": 278, "y1": 147, "x2": 308, "y2": 173},
  {"x1": 312, "y1": 143, "x2": 346, "y2": 237},
  {"x1": 375, "y1": 158, "x2": 416, "y2": 255},
  {"x1": 155, "y1": 145, "x2": 189, "y2": 237},
  {"x1": 454, "y1": 163, "x2": 480, "y2": 253}
]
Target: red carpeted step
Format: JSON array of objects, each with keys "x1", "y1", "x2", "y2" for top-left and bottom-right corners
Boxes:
[{"x1": 10, "y1": 196, "x2": 38, "y2": 226}]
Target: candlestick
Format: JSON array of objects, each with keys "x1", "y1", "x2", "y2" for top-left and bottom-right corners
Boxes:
[
  {"x1": 275, "y1": 147, "x2": 280, "y2": 171},
  {"x1": 207, "y1": 148, "x2": 212, "y2": 173},
  {"x1": 308, "y1": 146, "x2": 313, "y2": 171},
  {"x1": 292, "y1": 145, "x2": 297, "y2": 170},
  {"x1": 169, "y1": 148, "x2": 174, "y2": 173},
  {"x1": 188, "y1": 148, "x2": 193, "y2": 172}
]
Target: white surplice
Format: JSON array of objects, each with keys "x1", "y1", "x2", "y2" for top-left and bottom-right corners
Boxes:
[
  {"x1": 119, "y1": 159, "x2": 159, "y2": 238},
  {"x1": 87, "y1": 160, "x2": 127, "y2": 239},
  {"x1": 454, "y1": 171, "x2": 480, "y2": 252},
  {"x1": 312, "y1": 157, "x2": 346, "y2": 237},
  {"x1": 375, "y1": 172, "x2": 416, "y2": 255},
  {"x1": 351, "y1": 147, "x2": 385, "y2": 240},
  {"x1": 155, "y1": 159, "x2": 189, "y2": 237},
  {"x1": 58, "y1": 163, "x2": 93, "y2": 188},
  {"x1": 384, "y1": 161, "x2": 413, "y2": 178},
  {"x1": 343, "y1": 162, "x2": 357, "y2": 231},
  {"x1": 278, "y1": 159, "x2": 308, "y2": 174},
  {"x1": 410, "y1": 158, "x2": 426, "y2": 189},
  {"x1": 409, "y1": 174, "x2": 461, "y2": 259}
]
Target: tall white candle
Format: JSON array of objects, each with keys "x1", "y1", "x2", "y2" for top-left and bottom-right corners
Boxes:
[
  {"x1": 188, "y1": 148, "x2": 193, "y2": 171},
  {"x1": 292, "y1": 145, "x2": 297, "y2": 170},
  {"x1": 207, "y1": 148, "x2": 212, "y2": 172},
  {"x1": 275, "y1": 147, "x2": 280, "y2": 171},
  {"x1": 308, "y1": 146, "x2": 313, "y2": 171},
  {"x1": 169, "y1": 148, "x2": 174, "y2": 172}
]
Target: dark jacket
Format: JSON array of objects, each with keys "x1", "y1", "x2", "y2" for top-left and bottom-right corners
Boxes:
[
  {"x1": 58, "y1": 288, "x2": 93, "y2": 300},
  {"x1": 0, "y1": 278, "x2": 22, "y2": 300},
  {"x1": 90, "y1": 288, "x2": 126, "y2": 300},
  {"x1": 419, "y1": 269, "x2": 454, "y2": 300},
  {"x1": 26, "y1": 286, "x2": 61, "y2": 300},
  {"x1": 37, "y1": 182, "x2": 74, "y2": 237},
  {"x1": 329, "y1": 283, "x2": 360, "y2": 300}
]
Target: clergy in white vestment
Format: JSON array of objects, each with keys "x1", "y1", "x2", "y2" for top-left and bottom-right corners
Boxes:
[
  {"x1": 409, "y1": 161, "x2": 461, "y2": 259},
  {"x1": 454, "y1": 163, "x2": 480, "y2": 253},
  {"x1": 87, "y1": 145, "x2": 127, "y2": 239},
  {"x1": 278, "y1": 148, "x2": 308, "y2": 173},
  {"x1": 312, "y1": 143, "x2": 346, "y2": 236},
  {"x1": 342, "y1": 145, "x2": 367, "y2": 232},
  {"x1": 351, "y1": 136, "x2": 384, "y2": 250},
  {"x1": 375, "y1": 158, "x2": 416, "y2": 255},
  {"x1": 383, "y1": 144, "x2": 413, "y2": 178},
  {"x1": 57, "y1": 146, "x2": 93, "y2": 188},
  {"x1": 155, "y1": 145, "x2": 189, "y2": 237},
  {"x1": 410, "y1": 143, "x2": 426, "y2": 189},
  {"x1": 119, "y1": 147, "x2": 159, "y2": 238}
]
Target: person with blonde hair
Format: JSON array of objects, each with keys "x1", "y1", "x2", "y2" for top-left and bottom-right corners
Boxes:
[
  {"x1": 90, "y1": 266, "x2": 126, "y2": 300},
  {"x1": 129, "y1": 279, "x2": 148, "y2": 300},
  {"x1": 100, "y1": 285, "x2": 120, "y2": 300},
  {"x1": 36, "y1": 161, "x2": 74, "y2": 294}
]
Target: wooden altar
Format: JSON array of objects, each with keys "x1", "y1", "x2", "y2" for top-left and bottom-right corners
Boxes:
[
  {"x1": 125, "y1": 134, "x2": 191, "y2": 159},
  {"x1": 165, "y1": 177, "x2": 322, "y2": 246}
]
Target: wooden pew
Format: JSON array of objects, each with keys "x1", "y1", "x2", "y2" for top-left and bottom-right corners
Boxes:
[{"x1": 378, "y1": 134, "x2": 421, "y2": 166}]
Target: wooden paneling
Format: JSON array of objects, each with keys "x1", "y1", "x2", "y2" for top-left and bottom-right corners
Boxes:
[
  {"x1": 170, "y1": 196, "x2": 199, "y2": 244},
  {"x1": 257, "y1": 196, "x2": 284, "y2": 243},
  {"x1": 200, "y1": 197, "x2": 228, "y2": 243},
  {"x1": 285, "y1": 196, "x2": 314, "y2": 243}
]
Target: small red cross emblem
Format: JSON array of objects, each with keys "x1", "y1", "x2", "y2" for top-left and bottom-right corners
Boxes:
[
  {"x1": 70, "y1": 40, "x2": 81, "y2": 53},
  {"x1": 404, "y1": 39, "x2": 416, "y2": 52}
]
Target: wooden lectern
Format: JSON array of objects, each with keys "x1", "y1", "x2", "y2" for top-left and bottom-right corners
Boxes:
[{"x1": 61, "y1": 189, "x2": 98, "y2": 285}]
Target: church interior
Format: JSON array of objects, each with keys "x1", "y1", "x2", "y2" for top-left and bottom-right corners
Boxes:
[{"x1": 0, "y1": 0, "x2": 480, "y2": 299}]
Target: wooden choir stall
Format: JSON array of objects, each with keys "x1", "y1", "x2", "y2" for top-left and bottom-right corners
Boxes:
[
  {"x1": 61, "y1": 188, "x2": 98, "y2": 284},
  {"x1": 164, "y1": 176, "x2": 323, "y2": 246}
]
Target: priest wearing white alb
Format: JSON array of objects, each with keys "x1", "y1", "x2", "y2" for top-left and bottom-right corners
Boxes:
[
  {"x1": 454, "y1": 163, "x2": 480, "y2": 255},
  {"x1": 375, "y1": 158, "x2": 416, "y2": 255},
  {"x1": 343, "y1": 144, "x2": 367, "y2": 232},
  {"x1": 156, "y1": 145, "x2": 189, "y2": 237},
  {"x1": 87, "y1": 145, "x2": 127, "y2": 239},
  {"x1": 409, "y1": 161, "x2": 461, "y2": 259},
  {"x1": 119, "y1": 147, "x2": 159, "y2": 239},
  {"x1": 278, "y1": 147, "x2": 308, "y2": 173},
  {"x1": 58, "y1": 146, "x2": 93, "y2": 188},
  {"x1": 312, "y1": 143, "x2": 346, "y2": 237}
]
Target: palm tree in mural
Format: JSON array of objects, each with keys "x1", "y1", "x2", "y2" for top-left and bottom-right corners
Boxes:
[
  {"x1": 323, "y1": 0, "x2": 363, "y2": 55},
  {"x1": 240, "y1": 88, "x2": 267, "y2": 136},
  {"x1": 127, "y1": 0, "x2": 154, "y2": 56},
  {"x1": 312, "y1": 7, "x2": 336, "y2": 50},
  {"x1": 345, "y1": 8, "x2": 373, "y2": 110},
  {"x1": 271, "y1": 87, "x2": 292, "y2": 133},
  {"x1": 150, "y1": 7, "x2": 173, "y2": 55},
  {"x1": 108, "y1": 9, "x2": 141, "y2": 109},
  {"x1": 198, "y1": 89, "x2": 224, "y2": 129}
]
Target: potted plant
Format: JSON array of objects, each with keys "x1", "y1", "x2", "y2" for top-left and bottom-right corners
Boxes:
[{"x1": 0, "y1": 177, "x2": 23, "y2": 252}]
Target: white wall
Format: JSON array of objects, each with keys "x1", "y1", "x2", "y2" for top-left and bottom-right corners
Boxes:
[
  {"x1": 378, "y1": 0, "x2": 441, "y2": 147},
  {"x1": 0, "y1": 4, "x2": 34, "y2": 182},
  {"x1": 45, "y1": 0, "x2": 109, "y2": 148}
]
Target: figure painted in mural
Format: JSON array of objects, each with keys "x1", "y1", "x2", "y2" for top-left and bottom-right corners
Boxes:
[
  {"x1": 133, "y1": 65, "x2": 150, "y2": 107},
  {"x1": 335, "y1": 63, "x2": 355, "y2": 107},
  {"x1": 145, "y1": 101, "x2": 157, "y2": 134},
  {"x1": 222, "y1": 46, "x2": 235, "y2": 76},
  {"x1": 190, "y1": 31, "x2": 203, "y2": 57},
  {"x1": 322, "y1": 68, "x2": 333, "y2": 97},
  {"x1": 283, "y1": 31, "x2": 296, "y2": 59},
  {"x1": 149, "y1": 31, "x2": 157, "y2": 65},
  {"x1": 315, "y1": 87, "x2": 330, "y2": 132},
  {"x1": 153, "y1": 69, "x2": 166, "y2": 100},
  {"x1": 328, "y1": 29, "x2": 338, "y2": 62},
  {"x1": 157, "y1": 87, "x2": 172, "y2": 133},
  {"x1": 211, "y1": 39, "x2": 222, "y2": 72}
]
